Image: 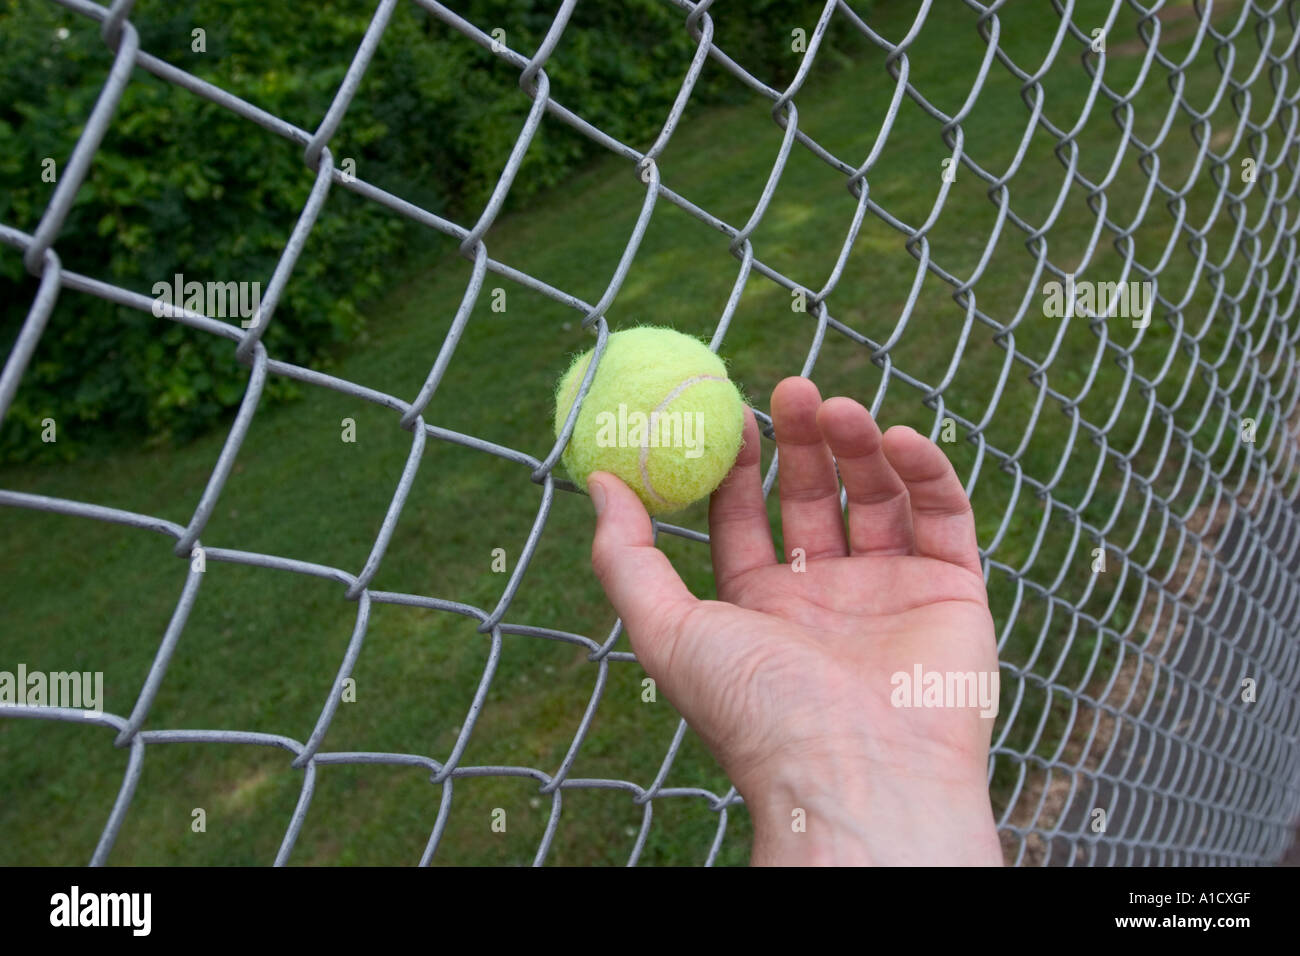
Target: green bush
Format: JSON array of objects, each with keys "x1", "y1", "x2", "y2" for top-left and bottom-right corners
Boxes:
[{"x1": 0, "y1": 0, "x2": 840, "y2": 462}]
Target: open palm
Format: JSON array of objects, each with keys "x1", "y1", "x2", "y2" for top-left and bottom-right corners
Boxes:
[{"x1": 587, "y1": 377, "x2": 1002, "y2": 865}]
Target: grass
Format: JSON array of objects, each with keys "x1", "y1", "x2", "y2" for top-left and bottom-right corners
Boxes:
[{"x1": 0, "y1": 0, "x2": 1290, "y2": 864}]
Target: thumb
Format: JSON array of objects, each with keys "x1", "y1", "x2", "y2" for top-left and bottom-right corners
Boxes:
[{"x1": 587, "y1": 472, "x2": 698, "y2": 673}]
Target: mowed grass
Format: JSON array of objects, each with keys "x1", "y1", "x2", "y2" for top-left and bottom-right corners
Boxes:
[{"x1": 0, "y1": 0, "x2": 1286, "y2": 864}]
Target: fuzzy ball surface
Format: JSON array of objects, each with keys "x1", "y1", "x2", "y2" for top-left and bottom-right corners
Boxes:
[{"x1": 554, "y1": 327, "x2": 747, "y2": 515}]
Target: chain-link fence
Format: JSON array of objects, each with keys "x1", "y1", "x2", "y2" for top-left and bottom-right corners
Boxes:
[{"x1": 2, "y1": 0, "x2": 1299, "y2": 865}]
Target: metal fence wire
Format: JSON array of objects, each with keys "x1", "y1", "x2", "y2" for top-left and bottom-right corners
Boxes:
[{"x1": 2, "y1": 0, "x2": 1300, "y2": 866}]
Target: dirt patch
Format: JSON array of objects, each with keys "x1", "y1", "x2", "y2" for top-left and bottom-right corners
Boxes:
[
  {"x1": 1000, "y1": 397, "x2": 1300, "y2": 865},
  {"x1": 1110, "y1": 1, "x2": 1246, "y2": 57},
  {"x1": 999, "y1": 493, "x2": 1233, "y2": 865}
]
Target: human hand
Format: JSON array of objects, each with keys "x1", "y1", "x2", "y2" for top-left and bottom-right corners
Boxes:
[{"x1": 585, "y1": 376, "x2": 1003, "y2": 865}]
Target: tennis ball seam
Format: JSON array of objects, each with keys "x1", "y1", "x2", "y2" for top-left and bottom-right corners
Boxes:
[{"x1": 637, "y1": 373, "x2": 728, "y2": 507}]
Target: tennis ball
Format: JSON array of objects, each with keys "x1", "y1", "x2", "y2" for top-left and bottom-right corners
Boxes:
[{"x1": 554, "y1": 326, "x2": 747, "y2": 516}]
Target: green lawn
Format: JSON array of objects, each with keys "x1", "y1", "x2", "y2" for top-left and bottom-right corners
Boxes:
[{"x1": 0, "y1": 0, "x2": 1284, "y2": 864}]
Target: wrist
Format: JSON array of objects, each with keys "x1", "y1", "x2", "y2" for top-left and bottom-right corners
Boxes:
[
  {"x1": 744, "y1": 767, "x2": 878, "y2": 866},
  {"x1": 741, "y1": 755, "x2": 1002, "y2": 867}
]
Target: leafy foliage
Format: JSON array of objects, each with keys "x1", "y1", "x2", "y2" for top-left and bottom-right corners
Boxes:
[{"x1": 0, "y1": 0, "x2": 838, "y2": 461}]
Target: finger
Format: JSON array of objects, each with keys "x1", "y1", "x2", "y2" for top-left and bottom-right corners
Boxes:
[
  {"x1": 880, "y1": 426, "x2": 983, "y2": 578},
  {"x1": 709, "y1": 406, "x2": 777, "y2": 596},
  {"x1": 587, "y1": 472, "x2": 698, "y2": 674},
  {"x1": 771, "y1": 377, "x2": 847, "y2": 561},
  {"x1": 816, "y1": 397, "x2": 914, "y2": 556}
]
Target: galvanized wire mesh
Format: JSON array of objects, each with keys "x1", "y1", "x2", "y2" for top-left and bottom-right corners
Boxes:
[{"x1": 2, "y1": 0, "x2": 1300, "y2": 866}]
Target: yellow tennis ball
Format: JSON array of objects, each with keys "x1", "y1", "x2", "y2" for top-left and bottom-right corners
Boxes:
[{"x1": 554, "y1": 326, "x2": 747, "y2": 516}]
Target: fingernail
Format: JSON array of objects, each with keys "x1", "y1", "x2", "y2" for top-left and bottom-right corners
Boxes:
[{"x1": 587, "y1": 477, "x2": 606, "y2": 516}]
